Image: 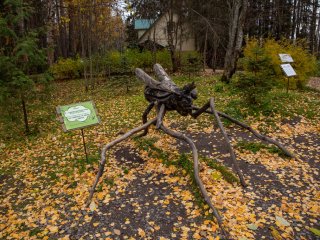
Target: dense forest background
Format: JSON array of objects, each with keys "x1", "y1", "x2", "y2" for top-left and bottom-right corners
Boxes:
[
  {"x1": 0, "y1": 0, "x2": 319, "y2": 96},
  {"x1": 2, "y1": 0, "x2": 319, "y2": 66}
]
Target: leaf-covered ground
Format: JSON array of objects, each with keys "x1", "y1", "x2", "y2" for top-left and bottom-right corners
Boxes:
[{"x1": 0, "y1": 75, "x2": 319, "y2": 239}]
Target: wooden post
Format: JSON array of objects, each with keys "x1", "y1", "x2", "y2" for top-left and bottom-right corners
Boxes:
[{"x1": 81, "y1": 129, "x2": 89, "y2": 163}]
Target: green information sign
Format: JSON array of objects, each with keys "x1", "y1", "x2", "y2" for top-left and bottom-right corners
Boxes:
[{"x1": 56, "y1": 101, "x2": 100, "y2": 131}]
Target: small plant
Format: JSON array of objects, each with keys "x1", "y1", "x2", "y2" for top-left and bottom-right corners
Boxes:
[
  {"x1": 233, "y1": 40, "x2": 276, "y2": 105},
  {"x1": 50, "y1": 57, "x2": 84, "y2": 80},
  {"x1": 213, "y1": 82, "x2": 226, "y2": 93},
  {"x1": 236, "y1": 140, "x2": 266, "y2": 153},
  {"x1": 236, "y1": 140, "x2": 289, "y2": 158},
  {"x1": 123, "y1": 167, "x2": 129, "y2": 174},
  {"x1": 104, "y1": 177, "x2": 115, "y2": 187},
  {"x1": 181, "y1": 51, "x2": 202, "y2": 74},
  {"x1": 201, "y1": 157, "x2": 239, "y2": 184}
]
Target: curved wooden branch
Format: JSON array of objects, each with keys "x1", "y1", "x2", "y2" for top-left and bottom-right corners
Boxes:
[
  {"x1": 135, "y1": 68, "x2": 180, "y2": 95},
  {"x1": 209, "y1": 98, "x2": 247, "y2": 187},
  {"x1": 156, "y1": 104, "x2": 166, "y2": 129},
  {"x1": 138, "y1": 102, "x2": 155, "y2": 137},
  {"x1": 191, "y1": 102, "x2": 210, "y2": 119},
  {"x1": 86, "y1": 118, "x2": 157, "y2": 206},
  {"x1": 153, "y1": 64, "x2": 180, "y2": 94},
  {"x1": 153, "y1": 63, "x2": 173, "y2": 82},
  {"x1": 159, "y1": 124, "x2": 228, "y2": 238},
  {"x1": 191, "y1": 105, "x2": 295, "y2": 158},
  {"x1": 217, "y1": 111, "x2": 295, "y2": 158}
]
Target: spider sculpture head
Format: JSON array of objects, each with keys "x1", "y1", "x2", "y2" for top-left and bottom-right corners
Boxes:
[
  {"x1": 175, "y1": 82, "x2": 198, "y2": 116},
  {"x1": 135, "y1": 65, "x2": 198, "y2": 116},
  {"x1": 144, "y1": 81, "x2": 197, "y2": 116}
]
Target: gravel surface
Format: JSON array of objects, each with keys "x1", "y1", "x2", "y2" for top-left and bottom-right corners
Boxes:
[{"x1": 308, "y1": 77, "x2": 320, "y2": 90}]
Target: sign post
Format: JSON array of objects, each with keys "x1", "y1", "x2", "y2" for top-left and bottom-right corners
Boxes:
[
  {"x1": 280, "y1": 63, "x2": 297, "y2": 93},
  {"x1": 56, "y1": 101, "x2": 100, "y2": 163},
  {"x1": 81, "y1": 129, "x2": 89, "y2": 163},
  {"x1": 279, "y1": 54, "x2": 296, "y2": 93}
]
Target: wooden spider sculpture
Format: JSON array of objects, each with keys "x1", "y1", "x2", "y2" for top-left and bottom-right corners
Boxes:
[{"x1": 87, "y1": 64, "x2": 294, "y2": 237}]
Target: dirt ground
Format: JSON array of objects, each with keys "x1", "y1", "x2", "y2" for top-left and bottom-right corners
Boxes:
[
  {"x1": 53, "y1": 117, "x2": 319, "y2": 239},
  {"x1": 308, "y1": 77, "x2": 320, "y2": 91}
]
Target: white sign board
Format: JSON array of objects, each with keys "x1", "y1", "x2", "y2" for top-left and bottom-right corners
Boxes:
[
  {"x1": 281, "y1": 64, "x2": 297, "y2": 77},
  {"x1": 64, "y1": 106, "x2": 91, "y2": 122},
  {"x1": 56, "y1": 101, "x2": 100, "y2": 131},
  {"x1": 279, "y1": 54, "x2": 294, "y2": 63}
]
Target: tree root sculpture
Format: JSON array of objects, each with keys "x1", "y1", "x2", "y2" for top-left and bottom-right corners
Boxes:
[{"x1": 87, "y1": 64, "x2": 294, "y2": 238}]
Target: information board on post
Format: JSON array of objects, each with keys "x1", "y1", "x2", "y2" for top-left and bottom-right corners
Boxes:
[
  {"x1": 56, "y1": 101, "x2": 100, "y2": 132},
  {"x1": 280, "y1": 64, "x2": 297, "y2": 77},
  {"x1": 56, "y1": 101, "x2": 100, "y2": 163},
  {"x1": 279, "y1": 54, "x2": 294, "y2": 63}
]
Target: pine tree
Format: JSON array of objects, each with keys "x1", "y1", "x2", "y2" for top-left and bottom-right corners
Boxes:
[
  {"x1": 234, "y1": 40, "x2": 275, "y2": 105},
  {"x1": 0, "y1": 0, "x2": 48, "y2": 134}
]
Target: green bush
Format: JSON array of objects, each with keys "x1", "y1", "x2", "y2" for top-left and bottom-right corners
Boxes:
[
  {"x1": 315, "y1": 60, "x2": 320, "y2": 77},
  {"x1": 50, "y1": 49, "x2": 203, "y2": 79},
  {"x1": 180, "y1": 51, "x2": 202, "y2": 73},
  {"x1": 50, "y1": 57, "x2": 84, "y2": 80},
  {"x1": 156, "y1": 50, "x2": 172, "y2": 70},
  {"x1": 105, "y1": 51, "x2": 122, "y2": 73},
  {"x1": 233, "y1": 40, "x2": 276, "y2": 105},
  {"x1": 105, "y1": 49, "x2": 153, "y2": 73}
]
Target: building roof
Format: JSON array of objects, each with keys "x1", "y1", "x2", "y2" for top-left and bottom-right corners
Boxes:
[{"x1": 134, "y1": 19, "x2": 154, "y2": 30}]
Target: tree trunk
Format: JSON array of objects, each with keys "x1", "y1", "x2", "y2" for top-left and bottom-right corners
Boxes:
[
  {"x1": 309, "y1": 0, "x2": 318, "y2": 53},
  {"x1": 152, "y1": 20, "x2": 157, "y2": 65},
  {"x1": 222, "y1": 0, "x2": 248, "y2": 83},
  {"x1": 203, "y1": 26, "x2": 208, "y2": 71},
  {"x1": 167, "y1": 1, "x2": 179, "y2": 72},
  {"x1": 21, "y1": 96, "x2": 30, "y2": 134}
]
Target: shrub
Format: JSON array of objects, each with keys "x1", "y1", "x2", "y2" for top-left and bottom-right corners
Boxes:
[
  {"x1": 180, "y1": 51, "x2": 202, "y2": 73},
  {"x1": 106, "y1": 51, "x2": 122, "y2": 73},
  {"x1": 315, "y1": 60, "x2": 320, "y2": 77},
  {"x1": 105, "y1": 49, "x2": 153, "y2": 73},
  {"x1": 50, "y1": 57, "x2": 84, "y2": 80},
  {"x1": 233, "y1": 40, "x2": 276, "y2": 105},
  {"x1": 263, "y1": 38, "x2": 317, "y2": 88},
  {"x1": 156, "y1": 50, "x2": 172, "y2": 70}
]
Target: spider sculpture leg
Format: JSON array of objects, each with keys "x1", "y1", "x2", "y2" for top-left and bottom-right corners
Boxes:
[
  {"x1": 86, "y1": 118, "x2": 157, "y2": 206},
  {"x1": 191, "y1": 98, "x2": 247, "y2": 187},
  {"x1": 155, "y1": 105, "x2": 228, "y2": 236},
  {"x1": 137, "y1": 102, "x2": 155, "y2": 137},
  {"x1": 156, "y1": 104, "x2": 166, "y2": 129},
  {"x1": 216, "y1": 111, "x2": 295, "y2": 158},
  {"x1": 209, "y1": 98, "x2": 247, "y2": 187},
  {"x1": 159, "y1": 123, "x2": 228, "y2": 238},
  {"x1": 192, "y1": 105, "x2": 295, "y2": 158}
]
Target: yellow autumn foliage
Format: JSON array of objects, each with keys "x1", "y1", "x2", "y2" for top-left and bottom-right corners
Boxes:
[{"x1": 243, "y1": 38, "x2": 317, "y2": 89}]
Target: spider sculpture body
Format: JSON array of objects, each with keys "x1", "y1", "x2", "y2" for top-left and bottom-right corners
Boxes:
[{"x1": 87, "y1": 64, "x2": 294, "y2": 237}]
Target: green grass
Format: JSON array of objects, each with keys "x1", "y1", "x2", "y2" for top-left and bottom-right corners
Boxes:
[
  {"x1": 236, "y1": 140, "x2": 289, "y2": 158},
  {"x1": 1, "y1": 74, "x2": 319, "y2": 144},
  {"x1": 201, "y1": 157, "x2": 239, "y2": 184}
]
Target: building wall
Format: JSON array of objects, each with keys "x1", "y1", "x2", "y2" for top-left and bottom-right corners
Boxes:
[
  {"x1": 137, "y1": 30, "x2": 146, "y2": 39},
  {"x1": 138, "y1": 12, "x2": 196, "y2": 52}
]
